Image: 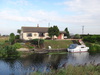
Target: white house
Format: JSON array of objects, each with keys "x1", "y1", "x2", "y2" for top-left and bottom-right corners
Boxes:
[{"x1": 20, "y1": 26, "x2": 66, "y2": 40}]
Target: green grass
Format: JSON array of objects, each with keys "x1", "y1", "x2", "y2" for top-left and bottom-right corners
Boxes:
[
  {"x1": 31, "y1": 64, "x2": 100, "y2": 75},
  {"x1": 85, "y1": 42, "x2": 100, "y2": 53},
  {"x1": 0, "y1": 37, "x2": 9, "y2": 42},
  {"x1": 44, "y1": 40, "x2": 73, "y2": 49}
]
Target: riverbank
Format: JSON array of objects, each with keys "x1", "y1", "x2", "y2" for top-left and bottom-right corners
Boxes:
[
  {"x1": 17, "y1": 40, "x2": 73, "y2": 53},
  {"x1": 32, "y1": 64, "x2": 100, "y2": 75},
  {"x1": 85, "y1": 42, "x2": 100, "y2": 53}
]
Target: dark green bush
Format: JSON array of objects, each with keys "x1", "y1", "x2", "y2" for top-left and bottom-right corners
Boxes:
[
  {"x1": 9, "y1": 33, "x2": 15, "y2": 45},
  {"x1": 86, "y1": 43, "x2": 100, "y2": 53},
  {"x1": 15, "y1": 35, "x2": 20, "y2": 39},
  {"x1": 83, "y1": 35, "x2": 100, "y2": 43},
  {"x1": 0, "y1": 42, "x2": 20, "y2": 59},
  {"x1": 30, "y1": 39, "x2": 44, "y2": 45}
]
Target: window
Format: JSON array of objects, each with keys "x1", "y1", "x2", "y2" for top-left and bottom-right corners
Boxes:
[
  {"x1": 39, "y1": 33, "x2": 44, "y2": 37},
  {"x1": 27, "y1": 33, "x2": 32, "y2": 37}
]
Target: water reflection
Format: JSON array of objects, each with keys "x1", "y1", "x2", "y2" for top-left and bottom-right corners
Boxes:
[
  {"x1": 67, "y1": 52, "x2": 89, "y2": 65},
  {"x1": 0, "y1": 52, "x2": 100, "y2": 75}
]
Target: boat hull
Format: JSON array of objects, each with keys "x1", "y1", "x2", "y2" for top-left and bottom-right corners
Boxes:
[{"x1": 67, "y1": 47, "x2": 89, "y2": 53}]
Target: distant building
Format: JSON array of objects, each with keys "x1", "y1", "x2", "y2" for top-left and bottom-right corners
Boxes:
[{"x1": 20, "y1": 26, "x2": 66, "y2": 40}]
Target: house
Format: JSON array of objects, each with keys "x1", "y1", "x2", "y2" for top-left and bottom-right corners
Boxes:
[{"x1": 20, "y1": 26, "x2": 66, "y2": 40}]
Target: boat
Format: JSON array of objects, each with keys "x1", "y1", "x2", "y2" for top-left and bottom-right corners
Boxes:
[{"x1": 67, "y1": 44, "x2": 89, "y2": 53}]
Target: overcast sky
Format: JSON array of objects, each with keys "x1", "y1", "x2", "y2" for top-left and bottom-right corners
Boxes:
[{"x1": 0, "y1": 0, "x2": 100, "y2": 35}]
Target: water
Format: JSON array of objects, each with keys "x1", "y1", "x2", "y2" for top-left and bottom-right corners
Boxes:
[{"x1": 0, "y1": 52, "x2": 100, "y2": 75}]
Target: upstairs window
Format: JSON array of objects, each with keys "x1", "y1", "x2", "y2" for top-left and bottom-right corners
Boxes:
[{"x1": 27, "y1": 33, "x2": 32, "y2": 37}]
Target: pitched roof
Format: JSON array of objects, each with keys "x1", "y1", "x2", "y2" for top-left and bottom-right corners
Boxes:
[
  {"x1": 21, "y1": 26, "x2": 66, "y2": 33},
  {"x1": 22, "y1": 27, "x2": 48, "y2": 33}
]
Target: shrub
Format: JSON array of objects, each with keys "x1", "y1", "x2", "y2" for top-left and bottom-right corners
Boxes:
[
  {"x1": 0, "y1": 42, "x2": 20, "y2": 59},
  {"x1": 13, "y1": 43, "x2": 22, "y2": 49},
  {"x1": 15, "y1": 35, "x2": 20, "y2": 39},
  {"x1": 9, "y1": 33, "x2": 15, "y2": 45},
  {"x1": 83, "y1": 35, "x2": 100, "y2": 43},
  {"x1": 30, "y1": 39, "x2": 44, "y2": 45}
]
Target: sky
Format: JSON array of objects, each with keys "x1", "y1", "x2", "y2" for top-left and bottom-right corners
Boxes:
[{"x1": 0, "y1": 0, "x2": 100, "y2": 35}]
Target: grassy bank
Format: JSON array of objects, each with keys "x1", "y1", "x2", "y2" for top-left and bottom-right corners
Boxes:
[
  {"x1": 31, "y1": 64, "x2": 100, "y2": 75},
  {"x1": 44, "y1": 40, "x2": 73, "y2": 49},
  {"x1": 86, "y1": 42, "x2": 100, "y2": 53}
]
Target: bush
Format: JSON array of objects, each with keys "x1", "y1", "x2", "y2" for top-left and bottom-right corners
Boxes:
[
  {"x1": 83, "y1": 35, "x2": 100, "y2": 43},
  {"x1": 86, "y1": 43, "x2": 100, "y2": 53},
  {"x1": 30, "y1": 39, "x2": 44, "y2": 45},
  {"x1": 15, "y1": 35, "x2": 20, "y2": 39},
  {"x1": 9, "y1": 33, "x2": 15, "y2": 45},
  {"x1": 0, "y1": 42, "x2": 20, "y2": 59},
  {"x1": 13, "y1": 43, "x2": 22, "y2": 49}
]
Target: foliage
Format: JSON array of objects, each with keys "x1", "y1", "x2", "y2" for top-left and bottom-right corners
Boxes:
[
  {"x1": 0, "y1": 42, "x2": 20, "y2": 59},
  {"x1": 13, "y1": 43, "x2": 22, "y2": 49},
  {"x1": 48, "y1": 26, "x2": 60, "y2": 39},
  {"x1": 25, "y1": 42, "x2": 34, "y2": 49},
  {"x1": 64, "y1": 27, "x2": 70, "y2": 38},
  {"x1": 31, "y1": 64, "x2": 100, "y2": 75},
  {"x1": 86, "y1": 43, "x2": 100, "y2": 53},
  {"x1": 15, "y1": 35, "x2": 20, "y2": 39},
  {"x1": 53, "y1": 26, "x2": 60, "y2": 37},
  {"x1": 74, "y1": 34, "x2": 81, "y2": 39},
  {"x1": 9, "y1": 33, "x2": 15, "y2": 45},
  {"x1": 17, "y1": 29, "x2": 21, "y2": 34},
  {"x1": 31, "y1": 39, "x2": 44, "y2": 45},
  {"x1": 83, "y1": 35, "x2": 100, "y2": 43},
  {"x1": 48, "y1": 27, "x2": 54, "y2": 38}
]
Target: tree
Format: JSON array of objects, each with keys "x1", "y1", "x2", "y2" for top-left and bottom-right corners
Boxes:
[
  {"x1": 9, "y1": 33, "x2": 15, "y2": 45},
  {"x1": 17, "y1": 29, "x2": 21, "y2": 34},
  {"x1": 48, "y1": 26, "x2": 59, "y2": 39},
  {"x1": 74, "y1": 34, "x2": 81, "y2": 39},
  {"x1": 53, "y1": 26, "x2": 60, "y2": 37},
  {"x1": 64, "y1": 27, "x2": 70, "y2": 38}
]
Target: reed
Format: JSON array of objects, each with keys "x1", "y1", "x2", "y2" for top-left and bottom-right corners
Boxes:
[{"x1": 31, "y1": 64, "x2": 100, "y2": 75}]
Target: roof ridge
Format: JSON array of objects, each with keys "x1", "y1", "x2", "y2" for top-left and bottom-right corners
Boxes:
[{"x1": 22, "y1": 26, "x2": 49, "y2": 28}]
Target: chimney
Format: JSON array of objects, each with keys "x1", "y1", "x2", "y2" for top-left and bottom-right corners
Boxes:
[{"x1": 37, "y1": 24, "x2": 39, "y2": 27}]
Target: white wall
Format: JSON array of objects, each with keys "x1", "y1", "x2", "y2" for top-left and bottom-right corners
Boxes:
[{"x1": 22, "y1": 32, "x2": 49, "y2": 40}]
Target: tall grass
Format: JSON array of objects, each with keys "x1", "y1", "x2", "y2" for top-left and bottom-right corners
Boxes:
[
  {"x1": 31, "y1": 64, "x2": 100, "y2": 75},
  {"x1": 0, "y1": 36, "x2": 9, "y2": 42}
]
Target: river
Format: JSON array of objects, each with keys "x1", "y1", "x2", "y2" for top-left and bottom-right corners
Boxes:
[{"x1": 0, "y1": 52, "x2": 100, "y2": 75}]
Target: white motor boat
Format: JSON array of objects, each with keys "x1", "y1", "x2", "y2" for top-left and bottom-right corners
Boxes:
[{"x1": 67, "y1": 44, "x2": 89, "y2": 53}]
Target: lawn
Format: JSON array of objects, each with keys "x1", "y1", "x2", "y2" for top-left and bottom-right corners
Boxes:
[{"x1": 44, "y1": 40, "x2": 73, "y2": 49}]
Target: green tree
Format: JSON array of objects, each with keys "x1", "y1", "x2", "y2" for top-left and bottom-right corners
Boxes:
[
  {"x1": 48, "y1": 26, "x2": 59, "y2": 39},
  {"x1": 48, "y1": 27, "x2": 54, "y2": 38},
  {"x1": 53, "y1": 26, "x2": 60, "y2": 37},
  {"x1": 9, "y1": 33, "x2": 15, "y2": 45},
  {"x1": 17, "y1": 29, "x2": 21, "y2": 34},
  {"x1": 64, "y1": 27, "x2": 70, "y2": 38}
]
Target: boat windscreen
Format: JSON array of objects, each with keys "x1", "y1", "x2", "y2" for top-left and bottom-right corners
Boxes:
[{"x1": 68, "y1": 44, "x2": 78, "y2": 49}]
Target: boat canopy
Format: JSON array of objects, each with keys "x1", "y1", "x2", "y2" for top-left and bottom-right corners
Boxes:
[{"x1": 68, "y1": 44, "x2": 78, "y2": 49}]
